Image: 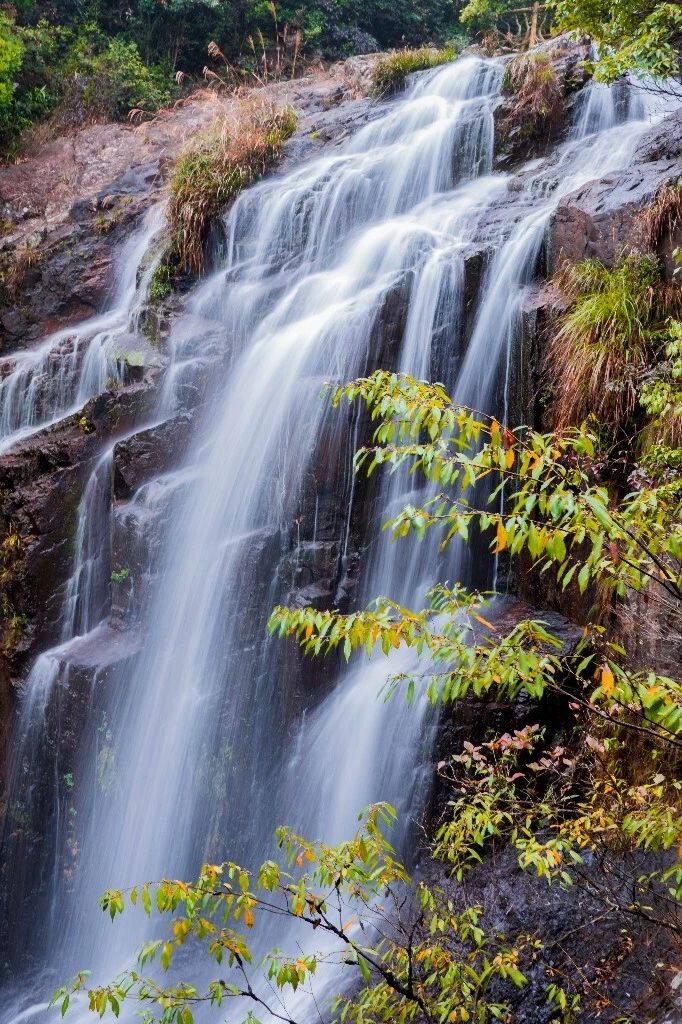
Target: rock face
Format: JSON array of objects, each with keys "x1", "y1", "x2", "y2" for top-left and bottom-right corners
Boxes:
[
  {"x1": 0, "y1": 65, "x2": 381, "y2": 353},
  {"x1": 549, "y1": 108, "x2": 682, "y2": 273},
  {"x1": 493, "y1": 36, "x2": 591, "y2": 168}
]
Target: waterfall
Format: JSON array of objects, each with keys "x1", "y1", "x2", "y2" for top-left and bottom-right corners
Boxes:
[
  {"x1": 0, "y1": 51, "x2": 679, "y2": 1024},
  {"x1": 0, "y1": 207, "x2": 164, "y2": 455}
]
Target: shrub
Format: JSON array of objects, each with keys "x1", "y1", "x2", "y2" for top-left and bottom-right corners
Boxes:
[
  {"x1": 547, "y1": 252, "x2": 681, "y2": 430},
  {"x1": 81, "y1": 39, "x2": 171, "y2": 120},
  {"x1": 370, "y1": 46, "x2": 455, "y2": 96},
  {"x1": 168, "y1": 101, "x2": 297, "y2": 273},
  {"x1": 0, "y1": 14, "x2": 23, "y2": 110},
  {"x1": 639, "y1": 318, "x2": 682, "y2": 448}
]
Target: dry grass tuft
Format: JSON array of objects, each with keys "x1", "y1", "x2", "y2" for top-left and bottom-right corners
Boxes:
[
  {"x1": 547, "y1": 253, "x2": 682, "y2": 431},
  {"x1": 639, "y1": 180, "x2": 682, "y2": 250},
  {"x1": 370, "y1": 47, "x2": 455, "y2": 97},
  {"x1": 501, "y1": 51, "x2": 562, "y2": 126},
  {"x1": 168, "y1": 100, "x2": 297, "y2": 274}
]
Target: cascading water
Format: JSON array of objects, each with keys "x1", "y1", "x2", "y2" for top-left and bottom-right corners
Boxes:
[
  {"x1": 0, "y1": 206, "x2": 164, "y2": 454},
  {"x1": 1, "y1": 50, "x2": 679, "y2": 1024}
]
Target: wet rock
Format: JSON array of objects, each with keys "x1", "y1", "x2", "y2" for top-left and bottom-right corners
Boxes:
[
  {"x1": 279, "y1": 541, "x2": 341, "y2": 609},
  {"x1": 549, "y1": 109, "x2": 682, "y2": 273},
  {"x1": 113, "y1": 413, "x2": 193, "y2": 499},
  {"x1": 0, "y1": 375, "x2": 161, "y2": 683}
]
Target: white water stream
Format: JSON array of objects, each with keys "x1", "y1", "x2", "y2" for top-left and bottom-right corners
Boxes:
[
  {"x1": 0, "y1": 207, "x2": 164, "y2": 454},
  {"x1": 0, "y1": 53, "x2": 679, "y2": 1024}
]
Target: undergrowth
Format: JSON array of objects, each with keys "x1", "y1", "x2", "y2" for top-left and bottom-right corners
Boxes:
[
  {"x1": 370, "y1": 46, "x2": 455, "y2": 96},
  {"x1": 168, "y1": 101, "x2": 297, "y2": 274},
  {"x1": 547, "y1": 252, "x2": 682, "y2": 430}
]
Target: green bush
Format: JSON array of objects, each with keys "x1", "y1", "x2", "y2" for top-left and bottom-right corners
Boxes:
[
  {"x1": 370, "y1": 45, "x2": 456, "y2": 96},
  {"x1": 81, "y1": 39, "x2": 171, "y2": 120},
  {"x1": 148, "y1": 263, "x2": 172, "y2": 302},
  {"x1": 0, "y1": 14, "x2": 25, "y2": 149}
]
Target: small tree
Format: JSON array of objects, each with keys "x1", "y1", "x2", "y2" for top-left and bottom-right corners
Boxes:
[{"x1": 55, "y1": 370, "x2": 682, "y2": 1024}]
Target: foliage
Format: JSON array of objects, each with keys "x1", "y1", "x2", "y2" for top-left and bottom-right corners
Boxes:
[
  {"x1": 168, "y1": 102, "x2": 297, "y2": 273},
  {"x1": 53, "y1": 804, "x2": 574, "y2": 1024},
  {"x1": 0, "y1": 15, "x2": 24, "y2": 110},
  {"x1": 148, "y1": 264, "x2": 173, "y2": 303},
  {"x1": 548, "y1": 253, "x2": 681, "y2": 430},
  {"x1": 370, "y1": 45, "x2": 456, "y2": 95},
  {"x1": 0, "y1": 14, "x2": 26, "y2": 148},
  {"x1": 59, "y1": 369, "x2": 682, "y2": 1024},
  {"x1": 639, "y1": 318, "x2": 682, "y2": 447},
  {"x1": 551, "y1": 0, "x2": 682, "y2": 82},
  {"x1": 79, "y1": 38, "x2": 171, "y2": 121}
]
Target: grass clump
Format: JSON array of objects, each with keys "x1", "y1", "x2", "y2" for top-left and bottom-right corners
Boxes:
[
  {"x1": 370, "y1": 46, "x2": 455, "y2": 97},
  {"x1": 639, "y1": 318, "x2": 682, "y2": 449},
  {"x1": 547, "y1": 252, "x2": 682, "y2": 430},
  {"x1": 501, "y1": 51, "x2": 562, "y2": 124},
  {"x1": 640, "y1": 180, "x2": 682, "y2": 250},
  {"x1": 168, "y1": 101, "x2": 297, "y2": 274}
]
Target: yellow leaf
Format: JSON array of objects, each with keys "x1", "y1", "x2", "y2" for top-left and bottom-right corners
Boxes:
[
  {"x1": 244, "y1": 907, "x2": 254, "y2": 928},
  {"x1": 598, "y1": 665, "x2": 615, "y2": 698},
  {"x1": 494, "y1": 520, "x2": 507, "y2": 553},
  {"x1": 505, "y1": 447, "x2": 515, "y2": 469}
]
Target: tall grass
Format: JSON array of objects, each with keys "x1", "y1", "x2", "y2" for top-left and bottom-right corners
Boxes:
[
  {"x1": 168, "y1": 100, "x2": 297, "y2": 273},
  {"x1": 370, "y1": 46, "x2": 456, "y2": 97},
  {"x1": 547, "y1": 253, "x2": 681, "y2": 430}
]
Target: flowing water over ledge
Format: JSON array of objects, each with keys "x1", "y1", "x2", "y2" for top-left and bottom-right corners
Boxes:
[{"x1": 0, "y1": 54, "x2": 680, "y2": 1023}]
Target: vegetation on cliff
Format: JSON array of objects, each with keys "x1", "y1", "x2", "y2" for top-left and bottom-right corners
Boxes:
[
  {"x1": 370, "y1": 45, "x2": 457, "y2": 95},
  {"x1": 548, "y1": 252, "x2": 682, "y2": 430},
  {"x1": 168, "y1": 102, "x2": 297, "y2": 273}
]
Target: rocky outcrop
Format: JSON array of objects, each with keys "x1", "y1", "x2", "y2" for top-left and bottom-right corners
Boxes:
[
  {"x1": 0, "y1": 64, "x2": 382, "y2": 354},
  {"x1": 0, "y1": 374, "x2": 161, "y2": 686},
  {"x1": 493, "y1": 36, "x2": 591, "y2": 168},
  {"x1": 549, "y1": 108, "x2": 682, "y2": 273}
]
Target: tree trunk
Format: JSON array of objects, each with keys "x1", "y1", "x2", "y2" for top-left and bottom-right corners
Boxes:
[{"x1": 528, "y1": 1, "x2": 539, "y2": 48}]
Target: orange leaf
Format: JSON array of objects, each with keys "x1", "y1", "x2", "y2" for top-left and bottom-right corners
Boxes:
[
  {"x1": 598, "y1": 665, "x2": 615, "y2": 698},
  {"x1": 494, "y1": 520, "x2": 507, "y2": 553}
]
